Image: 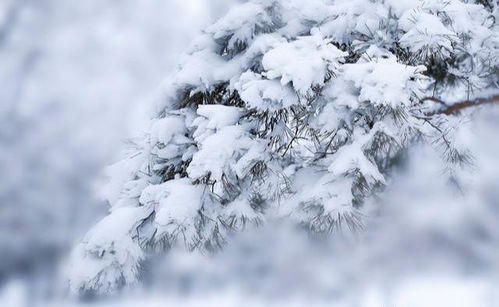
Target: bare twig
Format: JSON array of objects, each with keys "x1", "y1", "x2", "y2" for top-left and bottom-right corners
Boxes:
[{"x1": 425, "y1": 94, "x2": 499, "y2": 115}]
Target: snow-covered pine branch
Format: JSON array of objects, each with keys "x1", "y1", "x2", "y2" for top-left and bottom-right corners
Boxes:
[{"x1": 70, "y1": 0, "x2": 498, "y2": 293}]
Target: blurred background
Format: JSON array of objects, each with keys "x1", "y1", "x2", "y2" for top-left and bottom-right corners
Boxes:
[
  {"x1": 0, "y1": 0, "x2": 237, "y2": 305},
  {"x1": 1, "y1": 1, "x2": 498, "y2": 306}
]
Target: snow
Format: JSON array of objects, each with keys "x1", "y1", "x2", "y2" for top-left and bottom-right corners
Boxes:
[
  {"x1": 150, "y1": 116, "x2": 186, "y2": 146},
  {"x1": 328, "y1": 141, "x2": 385, "y2": 186},
  {"x1": 287, "y1": 168, "x2": 355, "y2": 217},
  {"x1": 154, "y1": 180, "x2": 204, "y2": 225},
  {"x1": 399, "y1": 9, "x2": 457, "y2": 58},
  {"x1": 137, "y1": 178, "x2": 206, "y2": 245},
  {"x1": 340, "y1": 58, "x2": 425, "y2": 107},
  {"x1": 319, "y1": 0, "x2": 380, "y2": 44},
  {"x1": 262, "y1": 28, "x2": 346, "y2": 95},
  {"x1": 206, "y1": 2, "x2": 272, "y2": 44},
  {"x1": 239, "y1": 33, "x2": 286, "y2": 65},
  {"x1": 175, "y1": 48, "x2": 240, "y2": 90},
  {"x1": 188, "y1": 125, "x2": 253, "y2": 181},
  {"x1": 101, "y1": 149, "x2": 149, "y2": 208},
  {"x1": 196, "y1": 105, "x2": 243, "y2": 130},
  {"x1": 69, "y1": 206, "x2": 151, "y2": 292},
  {"x1": 235, "y1": 71, "x2": 300, "y2": 111},
  {"x1": 220, "y1": 197, "x2": 262, "y2": 222},
  {"x1": 233, "y1": 141, "x2": 267, "y2": 178},
  {"x1": 443, "y1": 1, "x2": 493, "y2": 37}
]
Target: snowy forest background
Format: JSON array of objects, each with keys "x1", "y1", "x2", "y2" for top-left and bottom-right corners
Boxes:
[{"x1": 1, "y1": 0, "x2": 498, "y2": 306}]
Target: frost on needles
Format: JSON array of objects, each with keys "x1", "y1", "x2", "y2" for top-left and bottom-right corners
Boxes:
[{"x1": 70, "y1": 0, "x2": 498, "y2": 293}]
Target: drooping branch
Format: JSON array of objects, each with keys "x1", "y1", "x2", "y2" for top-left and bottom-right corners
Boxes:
[{"x1": 425, "y1": 94, "x2": 499, "y2": 116}]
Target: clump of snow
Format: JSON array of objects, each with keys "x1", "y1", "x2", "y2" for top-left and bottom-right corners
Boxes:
[
  {"x1": 140, "y1": 179, "x2": 206, "y2": 243},
  {"x1": 206, "y1": 1, "x2": 274, "y2": 51},
  {"x1": 399, "y1": 9, "x2": 457, "y2": 59},
  {"x1": 69, "y1": 206, "x2": 151, "y2": 292},
  {"x1": 339, "y1": 57, "x2": 425, "y2": 107},
  {"x1": 196, "y1": 105, "x2": 243, "y2": 130},
  {"x1": 262, "y1": 28, "x2": 346, "y2": 95},
  {"x1": 188, "y1": 125, "x2": 252, "y2": 181},
  {"x1": 234, "y1": 71, "x2": 300, "y2": 111}
]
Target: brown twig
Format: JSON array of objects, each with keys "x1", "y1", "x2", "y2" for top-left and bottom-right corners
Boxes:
[{"x1": 425, "y1": 94, "x2": 499, "y2": 116}]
